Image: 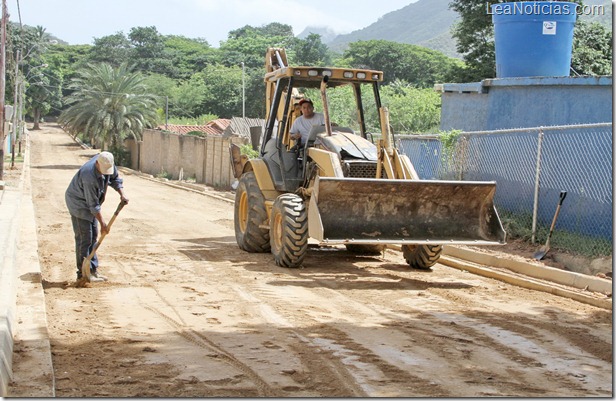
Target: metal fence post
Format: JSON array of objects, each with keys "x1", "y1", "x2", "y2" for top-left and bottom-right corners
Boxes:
[{"x1": 531, "y1": 127, "x2": 544, "y2": 243}]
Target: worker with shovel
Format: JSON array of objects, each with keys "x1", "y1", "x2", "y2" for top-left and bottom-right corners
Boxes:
[{"x1": 65, "y1": 151, "x2": 129, "y2": 286}]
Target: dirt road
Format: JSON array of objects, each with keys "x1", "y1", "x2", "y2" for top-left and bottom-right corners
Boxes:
[{"x1": 8, "y1": 125, "x2": 613, "y2": 397}]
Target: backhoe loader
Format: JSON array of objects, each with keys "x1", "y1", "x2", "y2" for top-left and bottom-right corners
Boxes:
[{"x1": 230, "y1": 48, "x2": 506, "y2": 269}]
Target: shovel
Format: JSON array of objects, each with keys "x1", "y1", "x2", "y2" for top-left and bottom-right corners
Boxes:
[
  {"x1": 81, "y1": 200, "x2": 128, "y2": 282},
  {"x1": 533, "y1": 191, "x2": 567, "y2": 260}
]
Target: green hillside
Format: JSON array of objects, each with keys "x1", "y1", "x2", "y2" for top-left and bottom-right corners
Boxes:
[
  {"x1": 317, "y1": 0, "x2": 611, "y2": 58},
  {"x1": 327, "y1": 0, "x2": 459, "y2": 56}
]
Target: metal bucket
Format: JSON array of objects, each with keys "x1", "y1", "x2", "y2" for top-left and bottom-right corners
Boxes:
[{"x1": 308, "y1": 177, "x2": 506, "y2": 245}]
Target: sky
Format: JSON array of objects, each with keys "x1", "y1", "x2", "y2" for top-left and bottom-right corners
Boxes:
[{"x1": 6, "y1": 0, "x2": 418, "y2": 47}]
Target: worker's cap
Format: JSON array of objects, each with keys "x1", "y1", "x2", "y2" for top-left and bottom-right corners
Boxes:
[
  {"x1": 298, "y1": 99, "x2": 313, "y2": 107},
  {"x1": 97, "y1": 151, "x2": 115, "y2": 175}
]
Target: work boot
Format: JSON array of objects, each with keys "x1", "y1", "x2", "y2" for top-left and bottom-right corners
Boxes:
[{"x1": 91, "y1": 271, "x2": 108, "y2": 282}]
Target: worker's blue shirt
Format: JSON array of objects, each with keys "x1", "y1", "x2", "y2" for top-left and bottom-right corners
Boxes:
[{"x1": 65, "y1": 154, "x2": 123, "y2": 222}]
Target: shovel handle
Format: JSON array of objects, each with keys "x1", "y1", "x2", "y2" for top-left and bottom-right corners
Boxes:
[
  {"x1": 548, "y1": 191, "x2": 567, "y2": 233},
  {"x1": 85, "y1": 200, "x2": 127, "y2": 261}
]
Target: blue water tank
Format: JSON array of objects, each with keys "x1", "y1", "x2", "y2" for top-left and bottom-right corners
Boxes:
[{"x1": 492, "y1": 1, "x2": 577, "y2": 78}]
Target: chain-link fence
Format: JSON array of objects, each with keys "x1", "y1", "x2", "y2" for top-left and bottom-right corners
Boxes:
[{"x1": 398, "y1": 123, "x2": 612, "y2": 258}]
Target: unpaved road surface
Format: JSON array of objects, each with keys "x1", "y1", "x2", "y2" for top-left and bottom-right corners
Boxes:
[{"x1": 8, "y1": 125, "x2": 613, "y2": 397}]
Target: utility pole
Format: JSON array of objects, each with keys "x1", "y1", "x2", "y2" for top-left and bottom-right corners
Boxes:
[
  {"x1": 11, "y1": 49, "x2": 19, "y2": 167},
  {"x1": 0, "y1": 0, "x2": 7, "y2": 180},
  {"x1": 165, "y1": 96, "x2": 168, "y2": 130},
  {"x1": 17, "y1": 78, "x2": 22, "y2": 156}
]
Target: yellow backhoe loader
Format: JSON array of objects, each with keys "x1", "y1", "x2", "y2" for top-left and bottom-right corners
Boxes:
[{"x1": 230, "y1": 48, "x2": 506, "y2": 269}]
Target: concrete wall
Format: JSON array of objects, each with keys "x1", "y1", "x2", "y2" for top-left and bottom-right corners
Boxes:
[
  {"x1": 135, "y1": 130, "x2": 247, "y2": 189},
  {"x1": 438, "y1": 76, "x2": 612, "y2": 132}
]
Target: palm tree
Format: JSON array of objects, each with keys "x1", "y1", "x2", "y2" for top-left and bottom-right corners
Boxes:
[{"x1": 59, "y1": 63, "x2": 158, "y2": 151}]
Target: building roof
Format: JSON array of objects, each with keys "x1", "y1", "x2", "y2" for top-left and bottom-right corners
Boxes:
[
  {"x1": 223, "y1": 117, "x2": 266, "y2": 138},
  {"x1": 157, "y1": 119, "x2": 231, "y2": 136}
]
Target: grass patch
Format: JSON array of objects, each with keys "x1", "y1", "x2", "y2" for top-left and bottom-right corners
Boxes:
[
  {"x1": 501, "y1": 210, "x2": 612, "y2": 258},
  {"x1": 4, "y1": 154, "x2": 24, "y2": 163}
]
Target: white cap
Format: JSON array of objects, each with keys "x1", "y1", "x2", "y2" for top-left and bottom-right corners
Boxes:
[{"x1": 97, "y1": 152, "x2": 115, "y2": 175}]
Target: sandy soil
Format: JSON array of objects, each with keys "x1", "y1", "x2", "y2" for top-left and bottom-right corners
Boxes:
[{"x1": 8, "y1": 124, "x2": 613, "y2": 397}]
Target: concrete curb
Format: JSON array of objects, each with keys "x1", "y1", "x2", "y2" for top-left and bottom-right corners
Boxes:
[
  {"x1": 0, "y1": 179, "x2": 20, "y2": 396},
  {"x1": 8, "y1": 137, "x2": 55, "y2": 396},
  {"x1": 0, "y1": 145, "x2": 27, "y2": 395},
  {"x1": 439, "y1": 246, "x2": 613, "y2": 310},
  {"x1": 0, "y1": 132, "x2": 54, "y2": 396},
  {"x1": 442, "y1": 246, "x2": 612, "y2": 295}
]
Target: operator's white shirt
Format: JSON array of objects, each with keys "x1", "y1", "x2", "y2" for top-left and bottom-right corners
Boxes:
[{"x1": 290, "y1": 113, "x2": 325, "y2": 143}]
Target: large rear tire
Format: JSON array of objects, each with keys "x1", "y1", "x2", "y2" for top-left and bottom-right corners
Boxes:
[
  {"x1": 345, "y1": 244, "x2": 385, "y2": 255},
  {"x1": 270, "y1": 194, "x2": 308, "y2": 268},
  {"x1": 402, "y1": 244, "x2": 442, "y2": 270},
  {"x1": 234, "y1": 172, "x2": 270, "y2": 252}
]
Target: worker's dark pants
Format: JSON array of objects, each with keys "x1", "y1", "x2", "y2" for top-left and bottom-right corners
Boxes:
[{"x1": 71, "y1": 215, "x2": 99, "y2": 278}]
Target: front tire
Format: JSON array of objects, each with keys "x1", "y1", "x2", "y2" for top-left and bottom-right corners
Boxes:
[
  {"x1": 234, "y1": 172, "x2": 270, "y2": 252},
  {"x1": 402, "y1": 244, "x2": 442, "y2": 270},
  {"x1": 270, "y1": 194, "x2": 308, "y2": 268}
]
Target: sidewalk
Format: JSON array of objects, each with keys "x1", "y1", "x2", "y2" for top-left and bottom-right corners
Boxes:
[{"x1": 0, "y1": 135, "x2": 54, "y2": 397}]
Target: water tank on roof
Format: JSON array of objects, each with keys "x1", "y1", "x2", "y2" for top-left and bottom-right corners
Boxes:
[{"x1": 492, "y1": 1, "x2": 577, "y2": 78}]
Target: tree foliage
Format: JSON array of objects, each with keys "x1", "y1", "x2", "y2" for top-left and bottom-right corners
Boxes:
[
  {"x1": 59, "y1": 63, "x2": 158, "y2": 151},
  {"x1": 292, "y1": 33, "x2": 331, "y2": 66},
  {"x1": 449, "y1": 0, "x2": 497, "y2": 81},
  {"x1": 88, "y1": 32, "x2": 132, "y2": 66},
  {"x1": 380, "y1": 80, "x2": 441, "y2": 133},
  {"x1": 12, "y1": 21, "x2": 453, "y2": 130},
  {"x1": 571, "y1": 20, "x2": 612, "y2": 75},
  {"x1": 6, "y1": 23, "x2": 63, "y2": 127},
  {"x1": 343, "y1": 40, "x2": 462, "y2": 87}
]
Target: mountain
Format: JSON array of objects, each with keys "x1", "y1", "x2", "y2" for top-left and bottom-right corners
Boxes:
[
  {"x1": 581, "y1": 0, "x2": 613, "y2": 25},
  {"x1": 297, "y1": 26, "x2": 339, "y2": 43},
  {"x1": 305, "y1": 0, "x2": 612, "y2": 59},
  {"x1": 325, "y1": 0, "x2": 460, "y2": 57}
]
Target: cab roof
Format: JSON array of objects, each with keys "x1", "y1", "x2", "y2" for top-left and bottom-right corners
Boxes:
[{"x1": 264, "y1": 66, "x2": 384, "y2": 88}]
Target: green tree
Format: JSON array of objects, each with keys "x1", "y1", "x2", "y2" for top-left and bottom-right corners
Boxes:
[
  {"x1": 128, "y1": 26, "x2": 177, "y2": 76},
  {"x1": 343, "y1": 40, "x2": 461, "y2": 87},
  {"x1": 7, "y1": 25, "x2": 64, "y2": 128},
  {"x1": 449, "y1": 0, "x2": 497, "y2": 81},
  {"x1": 88, "y1": 33, "x2": 132, "y2": 66},
  {"x1": 163, "y1": 35, "x2": 219, "y2": 79},
  {"x1": 44, "y1": 43, "x2": 91, "y2": 113},
  {"x1": 25, "y1": 65, "x2": 63, "y2": 130},
  {"x1": 59, "y1": 63, "x2": 158, "y2": 153},
  {"x1": 380, "y1": 80, "x2": 441, "y2": 133},
  {"x1": 141, "y1": 73, "x2": 177, "y2": 124},
  {"x1": 299, "y1": 78, "x2": 440, "y2": 135},
  {"x1": 292, "y1": 33, "x2": 331, "y2": 66},
  {"x1": 571, "y1": 20, "x2": 612, "y2": 75},
  {"x1": 220, "y1": 23, "x2": 295, "y2": 68},
  {"x1": 199, "y1": 64, "x2": 244, "y2": 118},
  {"x1": 171, "y1": 73, "x2": 208, "y2": 118}
]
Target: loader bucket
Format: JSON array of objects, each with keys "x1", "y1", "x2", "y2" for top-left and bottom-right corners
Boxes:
[{"x1": 308, "y1": 177, "x2": 506, "y2": 245}]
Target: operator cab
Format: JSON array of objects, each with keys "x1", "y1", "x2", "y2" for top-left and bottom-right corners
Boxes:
[{"x1": 260, "y1": 64, "x2": 384, "y2": 192}]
